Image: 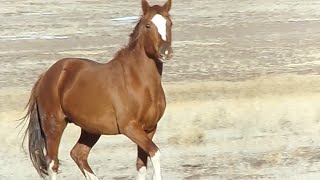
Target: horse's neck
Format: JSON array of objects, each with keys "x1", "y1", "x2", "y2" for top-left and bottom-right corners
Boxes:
[{"x1": 117, "y1": 44, "x2": 163, "y2": 82}]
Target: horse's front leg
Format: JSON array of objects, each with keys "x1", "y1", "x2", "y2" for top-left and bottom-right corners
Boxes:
[
  {"x1": 124, "y1": 121, "x2": 162, "y2": 180},
  {"x1": 136, "y1": 127, "x2": 157, "y2": 180}
]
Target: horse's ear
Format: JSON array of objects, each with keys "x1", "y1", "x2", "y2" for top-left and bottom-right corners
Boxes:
[
  {"x1": 163, "y1": 0, "x2": 172, "y2": 12},
  {"x1": 141, "y1": 0, "x2": 150, "y2": 15}
]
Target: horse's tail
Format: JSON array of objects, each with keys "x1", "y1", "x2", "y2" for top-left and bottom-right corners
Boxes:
[{"x1": 21, "y1": 75, "x2": 48, "y2": 178}]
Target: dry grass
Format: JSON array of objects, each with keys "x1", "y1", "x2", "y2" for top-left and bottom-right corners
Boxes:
[
  {"x1": 159, "y1": 74, "x2": 320, "y2": 145},
  {"x1": 2, "y1": 74, "x2": 320, "y2": 147}
]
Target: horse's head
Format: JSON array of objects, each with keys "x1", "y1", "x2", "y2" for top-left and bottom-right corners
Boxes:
[{"x1": 139, "y1": 0, "x2": 173, "y2": 63}]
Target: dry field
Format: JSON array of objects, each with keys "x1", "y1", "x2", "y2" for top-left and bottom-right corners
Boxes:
[{"x1": 1, "y1": 0, "x2": 320, "y2": 179}]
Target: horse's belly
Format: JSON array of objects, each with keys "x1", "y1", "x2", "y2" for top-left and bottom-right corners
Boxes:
[
  {"x1": 67, "y1": 109, "x2": 119, "y2": 135},
  {"x1": 62, "y1": 89, "x2": 119, "y2": 135}
]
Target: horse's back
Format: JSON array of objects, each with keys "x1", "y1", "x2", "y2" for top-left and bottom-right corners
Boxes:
[
  {"x1": 38, "y1": 58, "x2": 97, "y2": 96},
  {"x1": 36, "y1": 58, "x2": 99, "y2": 112}
]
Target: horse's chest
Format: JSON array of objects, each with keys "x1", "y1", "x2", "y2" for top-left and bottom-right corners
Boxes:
[{"x1": 138, "y1": 92, "x2": 166, "y2": 130}]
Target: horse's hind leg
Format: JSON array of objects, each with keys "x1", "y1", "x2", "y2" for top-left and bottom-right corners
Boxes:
[
  {"x1": 41, "y1": 111, "x2": 67, "y2": 180},
  {"x1": 136, "y1": 127, "x2": 157, "y2": 180},
  {"x1": 124, "y1": 121, "x2": 162, "y2": 180},
  {"x1": 70, "y1": 129, "x2": 100, "y2": 180}
]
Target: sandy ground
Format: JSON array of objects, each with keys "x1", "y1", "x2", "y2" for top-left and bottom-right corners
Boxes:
[{"x1": 1, "y1": 0, "x2": 320, "y2": 179}]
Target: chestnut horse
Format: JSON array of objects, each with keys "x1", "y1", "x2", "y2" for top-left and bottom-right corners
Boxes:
[{"x1": 21, "y1": 0, "x2": 173, "y2": 179}]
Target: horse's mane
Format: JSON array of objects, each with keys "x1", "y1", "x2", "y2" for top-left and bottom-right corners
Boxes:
[
  {"x1": 128, "y1": 17, "x2": 143, "y2": 49},
  {"x1": 114, "y1": 17, "x2": 143, "y2": 58}
]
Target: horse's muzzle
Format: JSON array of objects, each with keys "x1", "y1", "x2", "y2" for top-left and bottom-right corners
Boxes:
[{"x1": 159, "y1": 46, "x2": 173, "y2": 62}]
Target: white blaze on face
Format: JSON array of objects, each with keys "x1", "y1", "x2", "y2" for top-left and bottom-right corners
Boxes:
[{"x1": 151, "y1": 14, "x2": 167, "y2": 41}]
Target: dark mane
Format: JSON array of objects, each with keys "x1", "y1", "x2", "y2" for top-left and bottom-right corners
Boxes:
[
  {"x1": 128, "y1": 18, "x2": 142, "y2": 47},
  {"x1": 114, "y1": 18, "x2": 143, "y2": 58}
]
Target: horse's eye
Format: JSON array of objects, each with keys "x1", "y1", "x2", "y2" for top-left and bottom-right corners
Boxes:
[{"x1": 146, "y1": 24, "x2": 151, "y2": 28}]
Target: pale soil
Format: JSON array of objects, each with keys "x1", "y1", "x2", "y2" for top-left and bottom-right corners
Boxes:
[{"x1": 1, "y1": 0, "x2": 320, "y2": 180}]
